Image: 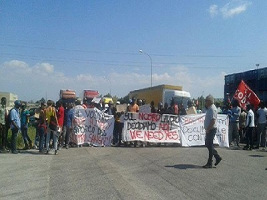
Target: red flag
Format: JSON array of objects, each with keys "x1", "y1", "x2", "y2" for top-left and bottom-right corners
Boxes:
[{"x1": 233, "y1": 80, "x2": 260, "y2": 110}]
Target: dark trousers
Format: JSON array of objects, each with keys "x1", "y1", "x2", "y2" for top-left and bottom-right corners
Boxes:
[
  {"x1": 0, "y1": 124, "x2": 7, "y2": 149},
  {"x1": 205, "y1": 128, "x2": 220, "y2": 164},
  {"x1": 11, "y1": 128, "x2": 18, "y2": 152},
  {"x1": 113, "y1": 121, "x2": 120, "y2": 144},
  {"x1": 39, "y1": 126, "x2": 45, "y2": 152},
  {"x1": 246, "y1": 127, "x2": 254, "y2": 148},
  {"x1": 65, "y1": 127, "x2": 71, "y2": 146}
]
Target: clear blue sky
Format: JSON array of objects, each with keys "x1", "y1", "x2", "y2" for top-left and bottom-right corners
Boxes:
[{"x1": 1, "y1": 0, "x2": 266, "y2": 101}]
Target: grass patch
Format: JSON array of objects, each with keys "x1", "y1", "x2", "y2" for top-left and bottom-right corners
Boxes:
[{"x1": 5, "y1": 126, "x2": 37, "y2": 149}]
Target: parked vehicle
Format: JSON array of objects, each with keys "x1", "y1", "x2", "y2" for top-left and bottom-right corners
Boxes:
[
  {"x1": 129, "y1": 84, "x2": 191, "y2": 108},
  {"x1": 59, "y1": 89, "x2": 76, "y2": 104},
  {"x1": 82, "y1": 90, "x2": 100, "y2": 105}
]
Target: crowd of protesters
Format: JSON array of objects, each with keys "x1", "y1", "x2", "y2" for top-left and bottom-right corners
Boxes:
[
  {"x1": 0, "y1": 95, "x2": 266, "y2": 154},
  {"x1": 0, "y1": 98, "x2": 77, "y2": 154},
  {"x1": 222, "y1": 99, "x2": 267, "y2": 151}
]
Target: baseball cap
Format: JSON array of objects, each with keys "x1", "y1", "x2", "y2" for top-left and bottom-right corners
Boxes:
[{"x1": 14, "y1": 100, "x2": 22, "y2": 107}]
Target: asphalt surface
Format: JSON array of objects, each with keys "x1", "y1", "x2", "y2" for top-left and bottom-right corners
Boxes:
[{"x1": 0, "y1": 145, "x2": 266, "y2": 200}]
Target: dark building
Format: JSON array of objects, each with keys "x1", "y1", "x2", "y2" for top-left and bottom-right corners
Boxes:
[{"x1": 224, "y1": 67, "x2": 267, "y2": 104}]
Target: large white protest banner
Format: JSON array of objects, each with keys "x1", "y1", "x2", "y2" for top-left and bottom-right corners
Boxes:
[
  {"x1": 122, "y1": 113, "x2": 229, "y2": 147},
  {"x1": 122, "y1": 112, "x2": 181, "y2": 143},
  {"x1": 179, "y1": 114, "x2": 229, "y2": 147},
  {"x1": 71, "y1": 108, "x2": 114, "y2": 146}
]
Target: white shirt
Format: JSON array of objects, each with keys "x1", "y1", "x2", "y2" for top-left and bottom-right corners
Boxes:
[{"x1": 246, "y1": 109, "x2": 255, "y2": 127}]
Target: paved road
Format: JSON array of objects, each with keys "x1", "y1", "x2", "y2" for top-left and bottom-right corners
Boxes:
[{"x1": 0, "y1": 145, "x2": 266, "y2": 200}]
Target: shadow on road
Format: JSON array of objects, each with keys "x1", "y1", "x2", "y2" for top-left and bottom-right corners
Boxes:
[
  {"x1": 18, "y1": 150, "x2": 47, "y2": 155},
  {"x1": 165, "y1": 164, "x2": 202, "y2": 170},
  {"x1": 249, "y1": 154, "x2": 265, "y2": 158}
]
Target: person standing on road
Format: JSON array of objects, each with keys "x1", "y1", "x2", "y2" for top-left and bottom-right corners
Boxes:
[
  {"x1": 229, "y1": 99, "x2": 241, "y2": 147},
  {"x1": 10, "y1": 100, "x2": 22, "y2": 154},
  {"x1": 20, "y1": 103, "x2": 32, "y2": 149},
  {"x1": 46, "y1": 100, "x2": 59, "y2": 154},
  {"x1": 239, "y1": 109, "x2": 247, "y2": 143},
  {"x1": 203, "y1": 95, "x2": 222, "y2": 168},
  {"x1": 243, "y1": 104, "x2": 255, "y2": 150},
  {"x1": 56, "y1": 100, "x2": 64, "y2": 150},
  {"x1": 128, "y1": 98, "x2": 140, "y2": 147},
  {"x1": 65, "y1": 103, "x2": 74, "y2": 149},
  {"x1": 256, "y1": 101, "x2": 267, "y2": 150},
  {"x1": 128, "y1": 98, "x2": 139, "y2": 113},
  {"x1": 0, "y1": 97, "x2": 8, "y2": 152},
  {"x1": 38, "y1": 102, "x2": 47, "y2": 153}
]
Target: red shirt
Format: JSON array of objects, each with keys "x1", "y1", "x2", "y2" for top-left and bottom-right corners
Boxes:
[{"x1": 57, "y1": 106, "x2": 64, "y2": 127}]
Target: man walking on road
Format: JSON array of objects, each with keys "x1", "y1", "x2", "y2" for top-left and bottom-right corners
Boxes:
[{"x1": 203, "y1": 95, "x2": 222, "y2": 168}]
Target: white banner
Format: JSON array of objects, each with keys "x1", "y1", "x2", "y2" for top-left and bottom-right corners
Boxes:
[
  {"x1": 122, "y1": 112, "x2": 181, "y2": 143},
  {"x1": 71, "y1": 108, "x2": 114, "y2": 146},
  {"x1": 122, "y1": 113, "x2": 229, "y2": 147},
  {"x1": 179, "y1": 114, "x2": 229, "y2": 147}
]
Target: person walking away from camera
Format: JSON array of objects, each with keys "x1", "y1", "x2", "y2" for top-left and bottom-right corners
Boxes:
[
  {"x1": 229, "y1": 99, "x2": 241, "y2": 147},
  {"x1": 243, "y1": 104, "x2": 255, "y2": 150},
  {"x1": 21, "y1": 103, "x2": 32, "y2": 149},
  {"x1": 38, "y1": 102, "x2": 47, "y2": 153},
  {"x1": 10, "y1": 100, "x2": 22, "y2": 154},
  {"x1": 0, "y1": 97, "x2": 8, "y2": 152},
  {"x1": 203, "y1": 95, "x2": 222, "y2": 168},
  {"x1": 46, "y1": 100, "x2": 59, "y2": 154},
  {"x1": 256, "y1": 101, "x2": 267, "y2": 150},
  {"x1": 56, "y1": 101, "x2": 64, "y2": 149},
  {"x1": 65, "y1": 103, "x2": 74, "y2": 149}
]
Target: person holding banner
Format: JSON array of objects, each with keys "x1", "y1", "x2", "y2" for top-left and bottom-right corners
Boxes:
[{"x1": 203, "y1": 95, "x2": 222, "y2": 168}]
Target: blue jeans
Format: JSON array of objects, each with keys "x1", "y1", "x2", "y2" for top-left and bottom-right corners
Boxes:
[
  {"x1": 46, "y1": 128, "x2": 58, "y2": 151},
  {"x1": 11, "y1": 128, "x2": 18, "y2": 152},
  {"x1": 39, "y1": 126, "x2": 45, "y2": 151},
  {"x1": 21, "y1": 124, "x2": 31, "y2": 145},
  {"x1": 205, "y1": 128, "x2": 220, "y2": 165}
]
